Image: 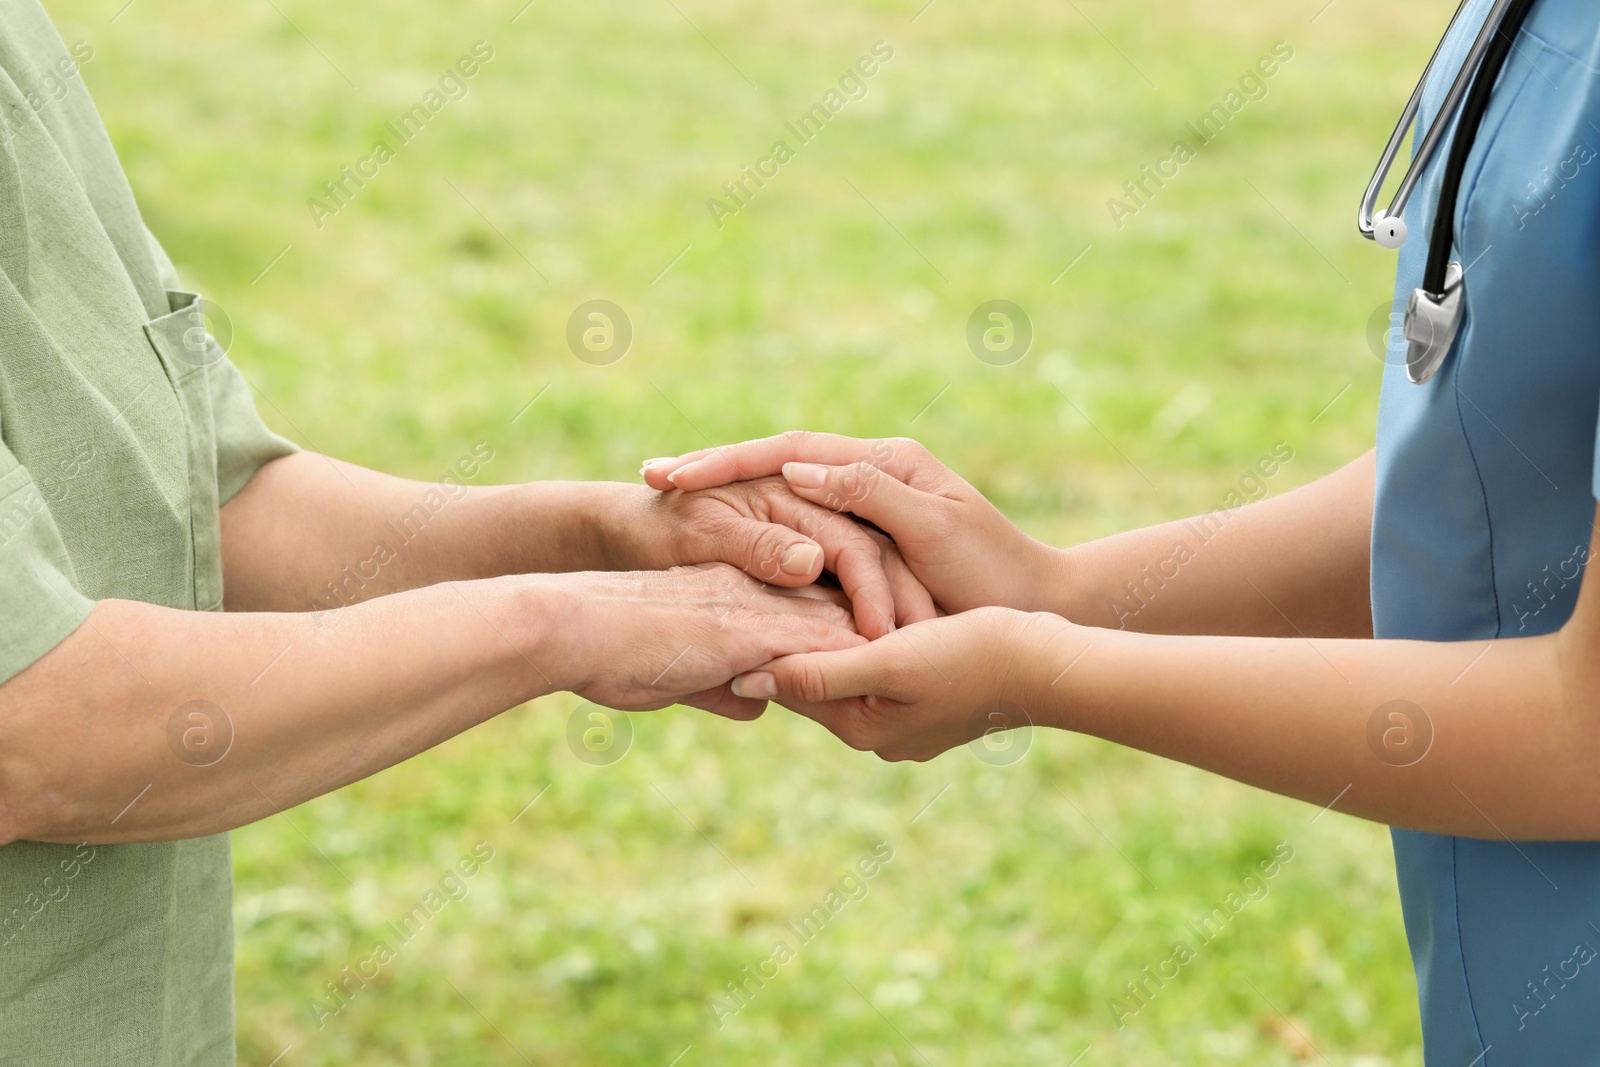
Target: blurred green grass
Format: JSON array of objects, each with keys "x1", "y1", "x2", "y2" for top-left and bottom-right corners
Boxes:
[{"x1": 49, "y1": 0, "x2": 1444, "y2": 1062}]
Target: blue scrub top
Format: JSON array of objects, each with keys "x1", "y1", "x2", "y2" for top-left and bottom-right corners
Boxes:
[{"x1": 1373, "y1": 1, "x2": 1600, "y2": 1063}]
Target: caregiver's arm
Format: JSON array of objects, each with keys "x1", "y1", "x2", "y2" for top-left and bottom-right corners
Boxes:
[
  {"x1": 644, "y1": 434, "x2": 1373, "y2": 638},
  {"x1": 221, "y1": 451, "x2": 919, "y2": 638},
  {"x1": 1065, "y1": 447, "x2": 1373, "y2": 638},
  {"x1": 0, "y1": 565, "x2": 859, "y2": 847},
  {"x1": 732, "y1": 502, "x2": 1600, "y2": 840}
]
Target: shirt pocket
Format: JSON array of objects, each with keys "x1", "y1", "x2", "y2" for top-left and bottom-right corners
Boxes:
[{"x1": 142, "y1": 290, "x2": 225, "y2": 611}]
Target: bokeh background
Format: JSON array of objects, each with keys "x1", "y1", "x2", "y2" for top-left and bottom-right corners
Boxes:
[{"x1": 49, "y1": 0, "x2": 1446, "y2": 1062}]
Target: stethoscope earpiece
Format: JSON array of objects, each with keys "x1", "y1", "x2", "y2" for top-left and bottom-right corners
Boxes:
[
  {"x1": 1357, "y1": 0, "x2": 1531, "y2": 253},
  {"x1": 1374, "y1": 211, "x2": 1408, "y2": 250}
]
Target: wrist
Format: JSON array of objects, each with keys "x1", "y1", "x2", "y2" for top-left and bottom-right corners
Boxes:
[
  {"x1": 497, "y1": 571, "x2": 591, "y2": 695},
  {"x1": 512, "y1": 480, "x2": 649, "y2": 572},
  {"x1": 1012, "y1": 609, "x2": 1091, "y2": 730},
  {"x1": 1011, "y1": 539, "x2": 1077, "y2": 616},
  {"x1": 584, "y1": 481, "x2": 667, "y2": 571}
]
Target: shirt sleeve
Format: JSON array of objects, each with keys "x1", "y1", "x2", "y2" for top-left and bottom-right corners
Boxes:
[
  {"x1": 143, "y1": 229, "x2": 298, "y2": 504},
  {"x1": 0, "y1": 449, "x2": 95, "y2": 686},
  {"x1": 208, "y1": 357, "x2": 298, "y2": 504}
]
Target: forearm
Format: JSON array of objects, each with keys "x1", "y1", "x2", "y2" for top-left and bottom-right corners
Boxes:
[
  {"x1": 0, "y1": 575, "x2": 565, "y2": 844},
  {"x1": 1045, "y1": 449, "x2": 1374, "y2": 638},
  {"x1": 221, "y1": 451, "x2": 638, "y2": 612},
  {"x1": 1024, "y1": 615, "x2": 1596, "y2": 839}
]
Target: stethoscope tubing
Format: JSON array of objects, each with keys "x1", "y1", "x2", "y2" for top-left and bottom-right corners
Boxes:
[{"x1": 1420, "y1": 0, "x2": 1540, "y2": 294}]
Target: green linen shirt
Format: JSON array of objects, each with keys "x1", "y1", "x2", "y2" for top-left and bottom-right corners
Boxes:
[{"x1": 0, "y1": 2, "x2": 298, "y2": 1062}]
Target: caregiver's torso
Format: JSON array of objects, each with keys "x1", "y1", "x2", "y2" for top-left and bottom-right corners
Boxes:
[{"x1": 1372, "y1": 0, "x2": 1600, "y2": 1063}]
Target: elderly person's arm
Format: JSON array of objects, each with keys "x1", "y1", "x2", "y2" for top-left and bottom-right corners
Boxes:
[
  {"x1": 0, "y1": 563, "x2": 859, "y2": 846},
  {"x1": 222, "y1": 451, "x2": 934, "y2": 638}
]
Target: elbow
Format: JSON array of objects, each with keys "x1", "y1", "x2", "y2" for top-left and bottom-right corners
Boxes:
[
  {"x1": 0, "y1": 692, "x2": 135, "y2": 847},
  {"x1": 0, "y1": 794, "x2": 22, "y2": 848},
  {"x1": 0, "y1": 755, "x2": 47, "y2": 846},
  {"x1": 0, "y1": 725, "x2": 93, "y2": 844}
]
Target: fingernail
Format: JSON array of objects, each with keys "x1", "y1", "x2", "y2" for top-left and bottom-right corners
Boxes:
[
  {"x1": 641, "y1": 457, "x2": 675, "y2": 468},
  {"x1": 780, "y1": 543, "x2": 823, "y2": 575},
  {"x1": 732, "y1": 672, "x2": 777, "y2": 699},
  {"x1": 783, "y1": 462, "x2": 828, "y2": 489},
  {"x1": 665, "y1": 468, "x2": 681, "y2": 484}
]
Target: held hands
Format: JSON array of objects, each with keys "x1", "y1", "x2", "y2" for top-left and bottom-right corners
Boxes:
[
  {"x1": 604, "y1": 476, "x2": 935, "y2": 640},
  {"x1": 641, "y1": 432, "x2": 1060, "y2": 614},
  {"x1": 636, "y1": 432, "x2": 1076, "y2": 761},
  {"x1": 561, "y1": 457, "x2": 943, "y2": 727}
]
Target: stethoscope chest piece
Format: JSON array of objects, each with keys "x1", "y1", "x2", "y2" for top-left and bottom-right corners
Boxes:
[{"x1": 1403, "y1": 260, "x2": 1464, "y2": 384}]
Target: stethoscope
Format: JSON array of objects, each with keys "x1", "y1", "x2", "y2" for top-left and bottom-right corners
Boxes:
[{"x1": 1357, "y1": 0, "x2": 1538, "y2": 384}]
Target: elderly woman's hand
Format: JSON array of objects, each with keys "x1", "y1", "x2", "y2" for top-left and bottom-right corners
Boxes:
[
  {"x1": 543, "y1": 563, "x2": 871, "y2": 719},
  {"x1": 604, "y1": 475, "x2": 936, "y2": 640}
]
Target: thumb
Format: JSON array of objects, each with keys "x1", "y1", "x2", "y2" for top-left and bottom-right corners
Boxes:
[
  {"x1": 731, "y1": 644, "x2": 890, "y2": 705},
  {"x1": 716, "y1": 516, "x2": 825, "y2": 587}
]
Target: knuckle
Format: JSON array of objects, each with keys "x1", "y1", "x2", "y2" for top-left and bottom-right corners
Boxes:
[
  {"x1": 886, "y1": 436, "x2": 925, "y2": 460},
  {"x1": 832, "y1": 547, "x2": 887, "y2": 599},
  {"x1": 831, "y1": 531, "x2": 874, "y2": 565},
  {"x1": 749, "y1": 529, "x2": 790, "y2": 580},
  {"x1": 791, "y1": 660, "x2": 831, "y2": 705},
  {"x1": 709, "y1": 517, "x2": 769, "y2": 576},
  {"x1": 824, "y1": 508, "x2": 868, "y2": 542},
  {"x1": 790, "y1": 507, "x2": 827, "y2": 541},
  {"x1": 827, "y1": 463, "x2": 877, "y2": 510},
  {"x1": 745, "y1": 474, "x2": 788, "y2": 501}
]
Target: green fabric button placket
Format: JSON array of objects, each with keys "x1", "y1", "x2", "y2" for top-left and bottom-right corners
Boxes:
[{"x1": 141, "y1": 289, "x2": 225, "y2": 612}]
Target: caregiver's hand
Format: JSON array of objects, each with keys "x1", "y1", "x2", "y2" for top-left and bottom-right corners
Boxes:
[
  {"x1": 730, "y1": 607, "x2": 1066, "y2": 762},
  {"x1": 642, "y1": 433, "x2": 1056, "y2": 613},
  {"x1": 548, "y1": 563, "x2": 868, "y2": 717},
  {"x1": 607, "y1": 475, "x2": 935, "y2": 639}
]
